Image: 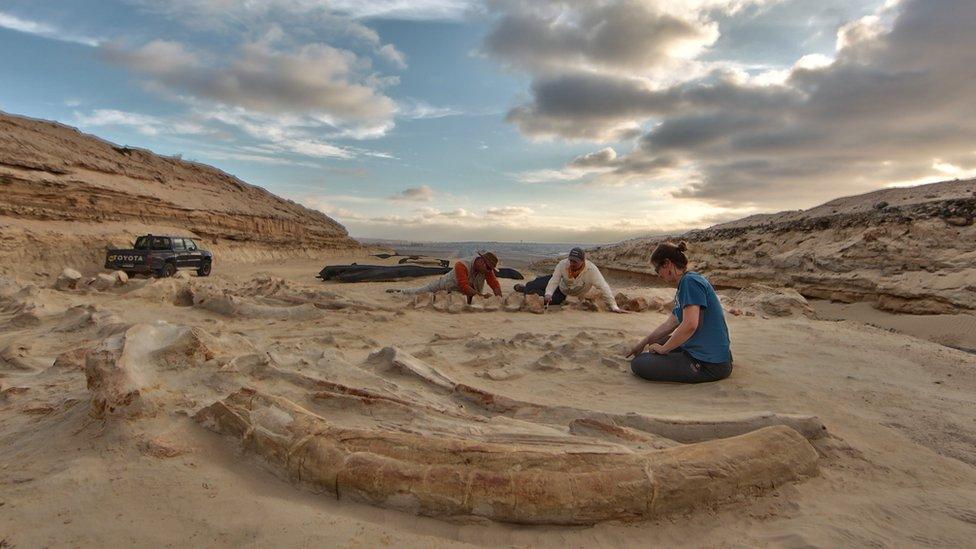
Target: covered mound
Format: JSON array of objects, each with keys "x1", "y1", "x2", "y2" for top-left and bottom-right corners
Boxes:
[{"x1": 319, "y1": 264, "x2": 524, "y2": 282}]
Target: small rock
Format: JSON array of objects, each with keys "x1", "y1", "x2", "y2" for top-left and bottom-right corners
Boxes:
[
  {"x1": 9, "y1": 311, "x2": 42, "y2": 328},
  {"x1": 944, "y1": 216, "x2": 972, "y2": 227},
  {"x1": 412, "y1": 292, "x2": 433, "y2": 309},
  {"x1": 112, "y1": 270, "x2": 129, "y2": 285},
  {"x1": 447, "y1": 293, "x2": 467, "y2": 314},
  {"x1": 476, "y1": 367, "x2": 523, "y2": 381},
  {"x1": 504, "y1": 292, "x2": 524, "y2": 312},
  {"x1": 485, "y1": 295, "x2": 502, "y2": 312},
  {"x1": 143, "y1": 435, "x2": 190, "y2": 458},
  {"x1": 55, "y1": 267, "x2": 83, "y2": 290},
  {"x1": 92, "y1": 273, "x2": 116, "y2": 291},
  {"x1": 53, "y1": 347, "x2": 88, "y2": 370},
  {"x1": 522, "y1": 294, "x2": 545, "y2": 314},
  {"x1": 647, "y1": 297, "x2": 670, "y2": 312},
  {"x1": 470, "y1": 294, "x2": 503, "y2": 312},
  {"x1": 623, "y1": 297, "x2": 649, "y2": 312},
  {"x1": 432, "y1": 291, "x2": 450, "y2": 312},
  {"x1": 468, "y1": 295, "x2": 486, "y2": 312},
  {"x1": 173, "y1": 286, "x2": 195, "y2": 307}
]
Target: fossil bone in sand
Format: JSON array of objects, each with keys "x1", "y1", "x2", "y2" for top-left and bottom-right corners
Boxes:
[
  {"x1": 196, "y1": 387, "x2": 819, "y2": 525},
  {"x1": 194, "y1": 348, "x2": 823, "y2": 525}
]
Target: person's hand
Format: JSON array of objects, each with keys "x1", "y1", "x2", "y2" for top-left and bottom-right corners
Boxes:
[
  {"x1": 647, "y1": 343, "x2": 667, "y2": 354},
  {"x1": 626, "y1": 342, "x2": 646, "y2": 358},
  {"x1": 612, "y1": 308, "x2": 630, "y2": 314},
  {"x1": 544, "y1": 294, "x2": 552, "y2": 306}
]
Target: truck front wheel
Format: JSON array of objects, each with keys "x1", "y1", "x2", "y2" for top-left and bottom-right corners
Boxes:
[
  {"x1": 158, "y1": 262, "x2": 177, "y2": 278},
  {"x1": 197, "y1": 262, "x2": 212, "y2": 277}
]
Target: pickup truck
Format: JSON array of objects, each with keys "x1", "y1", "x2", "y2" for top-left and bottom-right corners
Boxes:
[{"x1": 105, "y1": 234, "x2": 213, "y2": 278}]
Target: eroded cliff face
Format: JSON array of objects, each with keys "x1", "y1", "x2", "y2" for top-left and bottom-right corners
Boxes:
[
  {"x1": 589, "y1": 179, "x2": 976, "y2": 314},
  {"x1": 0, "y1": 111, "x2": 362, "y2": 275}
]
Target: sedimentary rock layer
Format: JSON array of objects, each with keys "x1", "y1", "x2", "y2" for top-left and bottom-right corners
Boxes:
[
  {"x1": 589, "y1": 179, "x2": 976, "y2": 314},
  {"x1": 0, "y1": 111, "x2": 361, "y2": 273}
]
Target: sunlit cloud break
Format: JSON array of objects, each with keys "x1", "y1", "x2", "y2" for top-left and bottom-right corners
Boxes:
[{"x1": 0, "y1": 12, "x2": 100, "y2": 46}]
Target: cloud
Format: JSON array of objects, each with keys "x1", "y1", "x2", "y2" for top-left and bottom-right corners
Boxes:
[
  {"x1": 298, "y1": 196, "x2": 370, "y2": 221},
  {"x1": 388, "y1": 185, "x2": 435, "y2": 202},
  {"x1": 199, "y1": 106, "x2": 361, "y2": 158},
  {"x1": 496, "y1": 0, "x2": 976, "y2": 208},
  {"x1": 129, "y1": 0, "x2": 476, "y2": 24},
  {"x1": 484, "y1": 0, "x2": 719, "y2": 74},
  {"x1": 73, "y1": 109, "x2": 207, "y2": 137},
  {"x1": 0, "y1": 11, "x2": 100, "y2": 46},
  {"x1": 71, "y1": 106, "x2": 400, "y2": 162},
  {"x1": 569, "y1": 147, "x2": 617, "y2": 168},
  {"x1": 485, "y1": 206, "x2": 534, "y2": 217},
  {"x1": 324, "y1": 0, "x2": 476, "y2": 20},
  {"x1": 340, "y1": 203, "x2": 744, "y2": 244},
  {"x1": 101, "y1": 39, "x2": 397, "y2": 129},
  {"x1": 397, "y1": 100, "x2": 464, "y2": 120},
  {"x1": 378, "y1": 44, "x2": 408, "y2": 69}
]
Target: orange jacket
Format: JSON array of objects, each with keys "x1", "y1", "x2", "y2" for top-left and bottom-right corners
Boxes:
[{"x1": 455, "y1": 261, "x2": 502, "y2": 297}]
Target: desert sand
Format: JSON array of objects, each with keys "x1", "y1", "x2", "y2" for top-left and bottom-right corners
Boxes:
[
  {"x1": 1, "y1": 256, "x2": 975, "y2": 547},
  {"x1": 2, "y1": 112, "x2": 975, "y2": 547}
]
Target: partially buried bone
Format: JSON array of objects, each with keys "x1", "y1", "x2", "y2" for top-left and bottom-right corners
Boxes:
[
  {"x1": 195, "y1": 387, "x2": 819, "y2": 525},
  {"x1": 367, "y1": 347, "x2": 827, "y2": 442}
]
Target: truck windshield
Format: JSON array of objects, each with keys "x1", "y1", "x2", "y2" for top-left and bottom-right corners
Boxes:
[{"x1": 133, "y1": 237, "x2": 150, "y2": 250}]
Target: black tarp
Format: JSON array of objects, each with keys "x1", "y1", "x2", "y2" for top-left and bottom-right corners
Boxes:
[{"x1": 317, "y1": 264, "x2": 524, "y2": 282}]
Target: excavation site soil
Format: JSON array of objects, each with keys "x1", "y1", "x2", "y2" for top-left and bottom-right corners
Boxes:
[{"x1": 2, "y1": 256, "x2": 975, "y2": 547}]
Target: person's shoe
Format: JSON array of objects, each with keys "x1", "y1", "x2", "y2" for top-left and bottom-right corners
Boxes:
[{"x1": 513, "y1": 284, "x2": 525, "y2": 293}]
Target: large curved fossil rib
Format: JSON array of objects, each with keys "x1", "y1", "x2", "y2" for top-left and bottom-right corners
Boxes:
[{"x1": 196, "y1": 385, "x2": 820, "y2": 525}]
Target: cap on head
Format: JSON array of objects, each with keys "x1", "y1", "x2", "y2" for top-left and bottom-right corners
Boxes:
[
  {"x1": 568, "y1": 247, "x2": 585, "y2": 262},
  {"x1": 477, "y1": 251, "x2": 499, "y2": 271}
]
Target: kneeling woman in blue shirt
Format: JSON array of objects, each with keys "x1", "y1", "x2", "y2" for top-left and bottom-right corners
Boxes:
[{"x1": 626, "y1": 241, "x2": 732, "y2": 383}]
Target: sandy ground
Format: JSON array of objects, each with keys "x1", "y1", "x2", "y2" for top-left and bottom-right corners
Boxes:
[
  {"x1": 2, "y1": 257, "x2": 975, "y2": 547},
  {"x1": 813, "y1": 300, "x2": 976, "y2": 354}
]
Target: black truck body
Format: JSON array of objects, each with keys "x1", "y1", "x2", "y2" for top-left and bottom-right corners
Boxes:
[{"x1": 105, "y1": 235, "x2": 213, "y2": 278}]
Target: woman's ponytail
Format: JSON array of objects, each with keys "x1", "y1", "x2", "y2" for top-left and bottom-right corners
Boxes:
[{"x1": 650, "y1": 241, "x2": 689, "y2": 269}]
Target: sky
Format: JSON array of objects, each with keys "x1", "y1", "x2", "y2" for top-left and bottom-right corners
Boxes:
[{"x1": 1, "y1": 0, "x2": 974, "y2": 244}]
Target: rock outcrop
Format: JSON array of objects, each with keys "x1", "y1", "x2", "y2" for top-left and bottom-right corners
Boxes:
[
  {"x1": 0, "y1": 111, "x2": 362, "y2": 276},
  {"x1": 723, "y1": 284, "x2": 816, "y2": 318},
  {"x1": 589, "y1": 179, "x2": 976, "y2": 314}
]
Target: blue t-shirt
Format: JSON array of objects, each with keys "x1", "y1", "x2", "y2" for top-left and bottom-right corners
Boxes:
[{"x1": 671, "y1": 272, "x2": 731, "y2": 363}]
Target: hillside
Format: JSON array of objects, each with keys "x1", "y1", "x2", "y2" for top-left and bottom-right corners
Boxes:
[
  {"x1": 0, "y1": 111, "x2": 361, "y2": 275},
  {"x1": 589, "y1": 179, "x2": 976, "y2": 314}
]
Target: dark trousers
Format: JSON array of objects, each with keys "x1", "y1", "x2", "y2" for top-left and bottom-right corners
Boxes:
[
  {"x1": 630, "y1": 349, "x2": 732, "y2": 384},
  {"x1": 521, "y1": 275, "x2": 567, "y2": 304}
]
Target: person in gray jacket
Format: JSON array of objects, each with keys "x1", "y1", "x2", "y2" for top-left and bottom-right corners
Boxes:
[{"x1": 515, "y1": 248, "x2": 626, "y2": 313}]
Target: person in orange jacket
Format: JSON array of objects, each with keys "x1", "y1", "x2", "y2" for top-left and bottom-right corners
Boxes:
[{"x1": 392, "y1": 251, "x2": 503, "y2": 300}]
